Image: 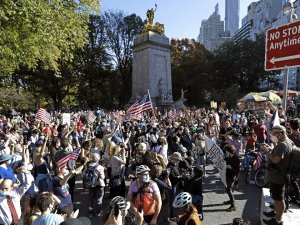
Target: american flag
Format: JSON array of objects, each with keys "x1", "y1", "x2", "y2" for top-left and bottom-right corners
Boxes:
[
  {"x1": 36, "y1": 108, "x2": 51, "y2": 124},
  {"x1": 253, "y1": 151, "x2": 263, "y2": 171},
  {"x1": 72, "y1": 112, "x2": 81, "y2": 122},
  {"x1": 69, "y1": 148, "x2": 81, "y2": 161},
  {"x1": 57, "y1": 154, "x2": 70, "y2": 170},
  {"x1": 168, "y1": 109, "x2": 177, "y2": 119},
  {"x1": 86, "y1": 111, "x2": 96, "y2": 124},
  {"x1": 126, "y1": 92, "x2": 153, "y2": 116}
]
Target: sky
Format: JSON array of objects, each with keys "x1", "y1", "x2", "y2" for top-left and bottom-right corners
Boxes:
[{"x1": 101, "y1": 0, "x2": 255, "y2": 40}]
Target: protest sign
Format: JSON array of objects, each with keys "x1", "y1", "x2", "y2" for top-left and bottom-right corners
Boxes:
[
  {"x1": 205, "y1": 136, "x2": 227, "y2": 186},
  {"x1": 62, "y1": 113, "x2": 71, "y2": 126}
]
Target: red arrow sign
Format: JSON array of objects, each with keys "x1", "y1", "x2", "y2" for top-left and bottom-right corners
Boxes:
[{"x1": 265, "y1": 20, "x2": 300, "y2": 71}]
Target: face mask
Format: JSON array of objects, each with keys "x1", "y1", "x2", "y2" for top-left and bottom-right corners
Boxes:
[
  {"x1": 142, "y1": 175, "x2": 150, "y2": 183},
  {"x1": 0, "y1": 190, "x2": 10, "y2": 197},
  {"x1": 270, "y1": 135, "x2": 278, "y2": 143}
]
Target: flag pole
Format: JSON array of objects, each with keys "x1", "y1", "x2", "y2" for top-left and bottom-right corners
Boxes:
[{"x1": 148, "y1": 90, "x2": 156, "y2": 119}]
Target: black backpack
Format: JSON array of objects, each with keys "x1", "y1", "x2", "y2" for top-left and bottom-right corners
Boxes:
[
  {"x1": 287, "y1": 145, "x2": 300, "y2": 179},
  {"x1": 82, "y1": 164, "x2": 98, "y2": 189}
]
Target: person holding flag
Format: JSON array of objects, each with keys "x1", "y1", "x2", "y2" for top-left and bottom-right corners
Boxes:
[
  {"x1": 33, "y1": 135, "x2": 52, "y2": 193},
  {"x1": 55, "y1": 135, "x2": 81, "y2": 202},
  {"x1": 52, "y1": 155, "x2": 89, "y2": 217}
]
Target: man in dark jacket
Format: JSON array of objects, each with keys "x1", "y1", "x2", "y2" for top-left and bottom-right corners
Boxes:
[
  {"x1": 223, "y1": 144, "x2": 240, "y2": 212},
  {"x1": 167, "y1": 152, "x2": 182, "y2": 217},
  {"x1": 180, "y1": 127, "x2": 193, "y2": 151},
  {"x1": 184, "y1": 166, "x2": 203, "y2": 220}
]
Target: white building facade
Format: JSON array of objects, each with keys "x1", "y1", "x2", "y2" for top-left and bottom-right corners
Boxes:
[
  {"x1": 241, "y1": 0, "x2": 282, "y2": 40},
  {"x1": 197, "y1": 4, "x2": 229, "y2": 51}
]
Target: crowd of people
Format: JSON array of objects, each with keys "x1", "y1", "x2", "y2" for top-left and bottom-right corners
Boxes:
[{"x1": 0, "y1": 101, "x2": 299, "y2": 225}]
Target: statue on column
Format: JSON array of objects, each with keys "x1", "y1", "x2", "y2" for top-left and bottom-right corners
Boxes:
[
  {"x1": 146, "y1": 4, "x2": 157, "y2": 27},
  {"x1": 142, "y1": 4, "x2": 165, "y2": 35},
  {"x1": 181, "y1": 89, "x2": 187, "y2": 100}
]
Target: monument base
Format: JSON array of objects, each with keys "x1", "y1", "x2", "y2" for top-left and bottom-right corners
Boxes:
[
  {"x1": 132, "y1": 31, "x2": 173, "y2": 106},
  {"x1": 156, "y1": 98, "x2": 174, "y2": 111}
]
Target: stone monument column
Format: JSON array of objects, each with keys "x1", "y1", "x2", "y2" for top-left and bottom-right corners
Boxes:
[{"x1": 132, "y1": 30, "x2": 173, "y2": 107}]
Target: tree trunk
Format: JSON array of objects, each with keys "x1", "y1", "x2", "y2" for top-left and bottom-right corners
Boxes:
[{"x1": 52, "y1": 95, "x2": 59, "y2": 111}]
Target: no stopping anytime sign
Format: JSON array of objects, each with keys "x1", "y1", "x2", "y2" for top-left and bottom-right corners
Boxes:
[{"x1": 265, "y1": 20, "x2": 300, "y2": 71}]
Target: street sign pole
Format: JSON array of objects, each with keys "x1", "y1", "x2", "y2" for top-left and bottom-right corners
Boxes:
[
  {"x1": 282, "y1": 0, "x2": 297, "y2": 113},
  {"x1": 282, "y1": 68, "x2": 289, "y2": 112}
]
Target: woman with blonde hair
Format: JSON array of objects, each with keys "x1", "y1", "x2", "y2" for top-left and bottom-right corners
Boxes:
[
  {"x1": 105, "y1": 140, "x2": 116, "y2": 159},
  {"x1": 91, "y1": 138, "x2": 104, "y2": 154},
  {"x1": 108, "y1": 145, "x2": 126, "y2": 198}
]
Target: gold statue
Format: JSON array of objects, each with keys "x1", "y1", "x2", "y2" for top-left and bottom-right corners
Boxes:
[
  {"x1": 142, "y1": 4, "x2": 165, "y2": 35},
  {"x1": 146, "y1": 4, "x2": 157, "y2": 27}
]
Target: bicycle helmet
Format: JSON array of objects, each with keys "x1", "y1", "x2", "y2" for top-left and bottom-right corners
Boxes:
[
  {"x1": 110, "y1": 196, "x2": 131, "y2": 210},
  {"x1": 172, "y1": 192, "x2": 192, "y2": 208},
  {"x1": 135, "y1": 165, "x2": 150, "y2": 174}
]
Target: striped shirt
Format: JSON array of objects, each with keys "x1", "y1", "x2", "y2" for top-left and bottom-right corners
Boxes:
[{"x1": 32, "y1": 214, "x2": 64, "y2": 225}]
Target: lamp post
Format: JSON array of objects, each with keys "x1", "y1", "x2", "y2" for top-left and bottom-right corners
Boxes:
[{"x1": 282, "y1": 0, "x2": 298, "y2": 112}]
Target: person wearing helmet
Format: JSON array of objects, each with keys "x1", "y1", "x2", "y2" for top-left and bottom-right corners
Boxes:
[
  {"x1": 101, "y1": 196, "x2": 140, "y2": 225},
  {"x1": 127, "y1": 165, "x2": 162, "y2": 225},
  {"x1": 169, "y1": 192, "x2": 202, "y2": 225}
]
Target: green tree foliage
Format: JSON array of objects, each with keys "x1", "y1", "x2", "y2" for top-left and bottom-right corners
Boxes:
[
  {"x1": 211, "y1": 34, "x2": 278, "y2": 104},
  {"x1": 76, "y1": 15, "x2": 120, "y2": 109},
  {"x1": 0, "y1": 84, "x2": 35, "y2": 111},
  {"x1": 13, "y1": 63, "x2": 79, "y2": 111},
  {"x1": 0, "y1": 0, "x2": 99, "y2": 76},
  {"x1": 170, "y1": 38, "x2": 213, "y2": 106},
  {"x1": 102, "y1": 11, "x2": 144, "y2": 105}
]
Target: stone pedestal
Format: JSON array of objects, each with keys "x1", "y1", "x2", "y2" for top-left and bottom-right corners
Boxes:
[{"x1": 132, "y1": 31, "x2": 173, "y2": 107}]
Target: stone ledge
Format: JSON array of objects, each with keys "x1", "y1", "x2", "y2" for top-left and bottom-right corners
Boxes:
[
  {"x1": 134, "y1": 31, "x2": 169, "y2": 46},
  {"x1": 261, "y1": 188, "x2": 300, "y2": 225}
]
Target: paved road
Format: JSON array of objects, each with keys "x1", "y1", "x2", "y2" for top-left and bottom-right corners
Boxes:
[
  {"x1": 202, "y1": 165, "x2": 261, "y2": 225},
  {"x1": 73, "y1": 163, "x2": 262, "y2": 225}
]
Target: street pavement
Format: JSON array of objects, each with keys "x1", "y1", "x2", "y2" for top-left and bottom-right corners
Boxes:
[
  {"x1": 202, "y1": 165, "x2": 261, "y2": 225},
  {"x1": 73, "y1": 163, "x2": 262, "y2": 225}
]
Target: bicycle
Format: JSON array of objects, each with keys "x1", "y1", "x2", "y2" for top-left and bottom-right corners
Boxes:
[{"x1": 244, "y1": 149, "x2": 268, "y2": 187}]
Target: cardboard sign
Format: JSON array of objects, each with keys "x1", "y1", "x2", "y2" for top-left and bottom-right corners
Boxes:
[
  {"x1": 62, "y1": 113, "x2": 71, "y2": 126},
  {"x1": 205, "y1": 136, "x2": 227, "y2": 186}
]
